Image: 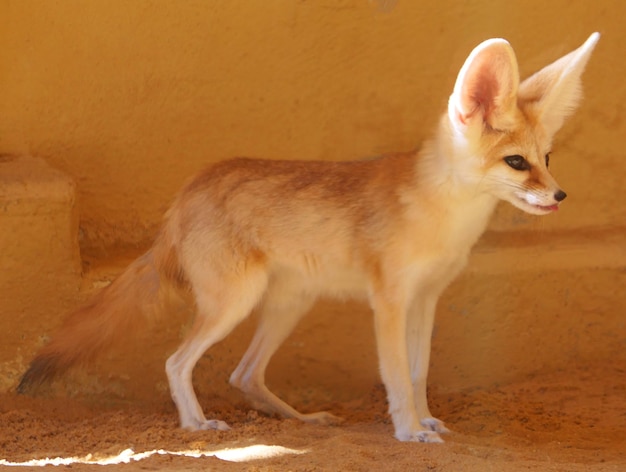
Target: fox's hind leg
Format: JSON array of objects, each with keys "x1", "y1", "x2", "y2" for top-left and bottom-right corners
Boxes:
[
  {"x1": 230, "y1": 276, "x2": 341, "y2": 425},
  {"x1": 165, "y1": 265, "x2": 268, "y2": 431}
]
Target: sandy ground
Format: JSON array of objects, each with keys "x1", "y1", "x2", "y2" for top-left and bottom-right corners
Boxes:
[
  {"x1": 1, "y1": 254, "x2": 625, "y2": 471},
  {"x1": 1, "y1": 361, "x2": 625, "y2": 471}
]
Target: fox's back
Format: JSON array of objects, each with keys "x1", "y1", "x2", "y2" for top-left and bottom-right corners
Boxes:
[
  {"x1": 162, "y1": 152, "x2": 495, "y2": 299},
  {"x1": 163, "y1": 155, "x2": 419, "y2": 293}
]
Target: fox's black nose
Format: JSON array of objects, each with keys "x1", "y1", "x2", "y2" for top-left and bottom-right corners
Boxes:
[{"x1": 554, "y1": 190, "x2": 567, "y2": 202}]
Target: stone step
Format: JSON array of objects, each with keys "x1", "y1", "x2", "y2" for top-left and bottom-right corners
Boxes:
[{"x1": 0, "y1": 155, "x2": 81, "y2": 390}]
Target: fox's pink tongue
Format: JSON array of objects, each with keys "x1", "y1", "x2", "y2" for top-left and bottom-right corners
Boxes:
[{"x1": 546, "y1": 204, "x2": 559, "y2": 211}]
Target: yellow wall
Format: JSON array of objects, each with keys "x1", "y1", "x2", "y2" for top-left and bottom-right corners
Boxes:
[
  {"x1": 1, "y1": 0, "x2": 625, "y2": 398},
  {"x1": 0, "y1": 0, "x2": 622, "y2": 251}
]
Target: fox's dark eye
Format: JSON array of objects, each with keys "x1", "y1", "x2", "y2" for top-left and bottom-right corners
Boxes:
[
  {"x1": 503, "y1": 155, "x2": 530, "y2": 171},
  {"x1": 545, "y1": 152, "x2": 551, "y2": 168}
]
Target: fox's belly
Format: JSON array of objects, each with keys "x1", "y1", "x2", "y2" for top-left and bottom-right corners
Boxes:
[{"x1": 268, "y1": 247, "x2": 470, "y2": 302}]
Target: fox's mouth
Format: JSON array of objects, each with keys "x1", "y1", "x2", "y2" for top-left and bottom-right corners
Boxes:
[
  {"x1": 512, "y1": 195, "x2": 561, "y2": 215},
  {"x1": 533, "y1": 203, "x2": 560, "y2": 212}
]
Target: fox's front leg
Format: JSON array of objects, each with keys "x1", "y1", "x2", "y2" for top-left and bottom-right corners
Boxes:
[
  {"x1": 370, "y1": 289, "x2": 443, "y2": 443},
  {"x1": 408, "y1": 293, "x2": 450, "y2": 435}
]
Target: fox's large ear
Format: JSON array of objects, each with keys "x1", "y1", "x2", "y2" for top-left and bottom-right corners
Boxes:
[
  {"x1": 449, "y1": 38, "x2": 520, "y2": 131},
  {"x1": 519, "y1": 32, "x2": 600, "y2": 137}
]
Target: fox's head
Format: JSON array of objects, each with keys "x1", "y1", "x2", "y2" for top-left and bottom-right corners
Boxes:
[{"x1": 443, "y1": 33, "x2": 600, "y2": 215}]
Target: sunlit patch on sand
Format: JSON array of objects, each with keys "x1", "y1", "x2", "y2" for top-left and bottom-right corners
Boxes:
[{"x1": 0, "y1": 444, "x2": 306, "y2": 466}]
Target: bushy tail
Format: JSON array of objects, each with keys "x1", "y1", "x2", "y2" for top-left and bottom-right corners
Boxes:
[{"x1": 17, "y1": 232, "x2": 186, "y2": 394}]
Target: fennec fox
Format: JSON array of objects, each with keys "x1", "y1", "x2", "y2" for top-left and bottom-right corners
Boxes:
[{"x1": 18, "y1": 33, "x2": 599, "y2": 442}]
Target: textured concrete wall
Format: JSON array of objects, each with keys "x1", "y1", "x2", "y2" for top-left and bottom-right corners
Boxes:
[
  {"x1": 0, "y1": 1, "x2": 624, "y2": 395},
  {"x1": 0, "y1": 0, "x2": 622, "y2": 251}
]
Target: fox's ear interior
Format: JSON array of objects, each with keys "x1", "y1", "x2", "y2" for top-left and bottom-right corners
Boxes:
[
  {"x1": 519, "y1": 32, "x2": 600, "y2": 137},
  {"x1": 449, "y1": 38, "x2": 520, "y2": 131}
]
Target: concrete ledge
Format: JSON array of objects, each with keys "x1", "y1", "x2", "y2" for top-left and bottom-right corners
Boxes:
[
  {"x1": 470, "y1": 228, "x2": 626, "y2": 273},
  {"x1": 0, "y1": 154, "x2": 80, "y2": 284},
  {"x1": 0, "y1": 155, "x2": 81, "y2": 390}
]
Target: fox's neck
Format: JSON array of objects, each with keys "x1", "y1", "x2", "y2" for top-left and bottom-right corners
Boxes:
[
  {"x1": 419, "y1": 116, "x2": 480, "y2": 188},
  {"x1": 410, "y1": 130, "x2": 499, "y2": 250}
]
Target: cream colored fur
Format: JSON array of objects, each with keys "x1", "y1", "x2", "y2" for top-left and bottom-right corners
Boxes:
[{"x1": 19, "y1": 33, "x2": 599, "y2": 443}]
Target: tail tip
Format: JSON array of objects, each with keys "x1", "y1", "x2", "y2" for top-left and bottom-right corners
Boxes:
[{"x1": 16, "y1": 355, "x2": 61, "y2": 395}]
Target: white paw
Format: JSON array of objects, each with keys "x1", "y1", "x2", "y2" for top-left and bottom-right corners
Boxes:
[
  {"x1": 300, "y1": 411, "x2": 344, "y2": 425},
  {"x1": 183, "y1": 418, "x2": 231, "y2": 432},
  {"x1": 201, "y1": 419, "x2": 231, "y2": 431},
  {"x1": 396, "y1": 429, "x2": 444, "y2": 443},
  {"x1": 420, "y1": 417, "x2": 451, "y2": 434}
]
